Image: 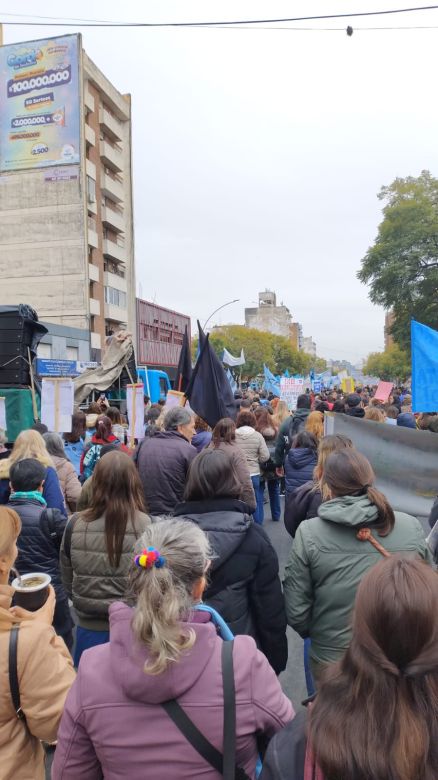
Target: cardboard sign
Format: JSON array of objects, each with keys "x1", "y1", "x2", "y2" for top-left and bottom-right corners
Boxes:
[
  {"x1": 280, "y1": 377, "x2": 305, "y2": 411},
  {"x1": 126, "y1": 383, "x2": 145, "y2": 443},
  {"x1": 341, "y1": 377, "x2": 355, "y2": 394},
  {"x1": 41, "y1": 378, "x2": 74, "y2": 432},
  {"x1": 374, "y1": 381, "x2": 393, "y2": 403},
  {"x1": 164, "y1": 390, "x2": 186, "y2": 409}
]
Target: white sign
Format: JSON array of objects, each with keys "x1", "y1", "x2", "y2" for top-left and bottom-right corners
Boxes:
[
  {"x1": 41, "y1": 378, "x2": 74, "y2": 432},
  {"x1": 0, "y1": 397, "x2": 6, "y2": 432},
  {"x1": 127, "y1": 383, "x2": 145, "y2": 441},
  {"x1": 280, "y1": 377, "x2": 304, "y2": 411}
]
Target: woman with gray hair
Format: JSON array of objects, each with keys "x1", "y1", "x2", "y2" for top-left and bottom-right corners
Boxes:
[
  {"x1": 53, "y1": 519, "x2": 293, "y2": 779},
  {"x1": 43, "y1": 432, "x2": 81, "y2": 513}
]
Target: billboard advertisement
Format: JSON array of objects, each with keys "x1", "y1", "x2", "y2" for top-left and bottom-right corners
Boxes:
[{"x1": 0, "y1": 34, "x2": 81, "y2": 172}]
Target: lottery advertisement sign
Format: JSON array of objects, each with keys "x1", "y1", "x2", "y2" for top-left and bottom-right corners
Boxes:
[{"x1": 0, "y1": 34, "x2": 81, "y2": 172}]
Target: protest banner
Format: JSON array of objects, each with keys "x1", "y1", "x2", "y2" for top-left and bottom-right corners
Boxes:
[
  {"x1": 41, "y1": 378, "x2": 74, "y2": 432},
  {"x1": 325, "y1": 413, "x2": 438, "y2": 519},
  {"x1": 341, "y1": 377, "x2": 355, "y2": 394},
  {"x1": 165, "y1": 390, "x2": 186, "y2": 409},
  {"x1": 374, "y1": 381, "x2": 393, "y2": 403},
  {"x1": 126, "y1": 383, "x2": 145, "y2": 446},
  {"x1": 280, "y1": 377, "x2": 304, "y2": 411}
]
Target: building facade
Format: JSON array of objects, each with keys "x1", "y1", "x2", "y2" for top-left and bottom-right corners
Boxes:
[
  {"x1": 136, "y1": 299, "x2": 191, "y2": 381},
  {"x1": 302, "y1": 335, "x2": 317, "y2": 357},
  {"x1": 0, "y1": 34, "x2": 135, "y2": 361},
  {"x1": 245, "y1": 290, "x2": 293, "y2": 338}
]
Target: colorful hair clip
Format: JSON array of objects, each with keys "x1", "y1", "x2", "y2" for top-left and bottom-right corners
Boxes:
[{"x1": 134, "y1": 546, "x2": 166, "y2": 570}]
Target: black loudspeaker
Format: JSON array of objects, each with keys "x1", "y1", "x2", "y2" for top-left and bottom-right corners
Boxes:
[{"x1": 0, "y1": 305, "x2": 48, "y2": 387}]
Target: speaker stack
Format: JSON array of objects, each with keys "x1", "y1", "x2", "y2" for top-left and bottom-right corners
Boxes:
[{"x1": 0, "y1": 305, "x2": 48, "y2": 387}]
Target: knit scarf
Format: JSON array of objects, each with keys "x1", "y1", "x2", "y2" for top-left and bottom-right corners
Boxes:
[{"x1": 10, "y1": 491, "x2": 47, "y2": 505}]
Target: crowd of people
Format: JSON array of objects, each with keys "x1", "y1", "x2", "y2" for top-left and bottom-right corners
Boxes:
[{"x1": 0, "y1": 382, "x2": 436, "y2": 780}]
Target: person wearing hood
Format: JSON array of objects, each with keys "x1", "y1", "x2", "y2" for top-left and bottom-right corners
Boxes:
[
  {"x1": 284, "y1": 431, "x2": 318, "y2": 498},
  {"x1": 344, "y1": 393, "x2": 365, "y2": 418},
  {"x1": 52, "y1": 519, "x2": 293, "y2": 779},
  {"x1": 283, "y1": 448, "x2": 432, "y2": 682},
  {"x1": 0, "y1": 506, "x2": 75, "y2": 780},
  {"x1": 174, "y1": 449, "x2": 288, "y2": 675},
  {"x1": 235, "y1": 410, "x2": 270, "y2": 524},
  {"x1": 273, "y1": 394, "x2": 311, "y2": 470}
]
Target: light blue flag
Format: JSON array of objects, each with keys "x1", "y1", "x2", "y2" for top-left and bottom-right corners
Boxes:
[
  {"x1": 411, "y1": 320, "x2": 438, "y2": 412},
  {"x1": 263, "y1": 364, "x2": 281, "y2": 397},
  {"x1": 283, "y1": 369, "x2": 290, "y2": 378}
]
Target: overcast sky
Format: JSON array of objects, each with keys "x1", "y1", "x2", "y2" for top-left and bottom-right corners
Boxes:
[{"x1": 3, "y1": 1, "x2": 438, "y2": 362}]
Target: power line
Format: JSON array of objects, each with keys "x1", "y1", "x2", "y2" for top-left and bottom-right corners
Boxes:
[{"x1": 1, "y1": 4, "x2": 438, "y2": 28}]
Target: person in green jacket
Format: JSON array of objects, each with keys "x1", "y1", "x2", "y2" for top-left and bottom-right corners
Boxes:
[
  {"x1": 273, "y1": 394, "x2": 311, "y2": 471},
  {"x1": 283, "y1": 447, "x2": 433, "y2": 682}
]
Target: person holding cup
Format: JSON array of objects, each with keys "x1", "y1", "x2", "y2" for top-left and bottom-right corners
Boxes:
[{"x1": 0, "y1": 506, "x2": 75, "y2": 780}]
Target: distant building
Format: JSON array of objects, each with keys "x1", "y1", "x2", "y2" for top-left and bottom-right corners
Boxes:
[
  {"x1": 245, "y1": 290, "x2": 303, "y2": 350},
  {"x1": 302, "y1": 336, "x2": 317, "y2": 357},
  {"x1": 384, "y1": 311, "x2": 395, "y2": 350},
  {"x1": 289, "y1": 322, "x2": 303, "y2": 351}
]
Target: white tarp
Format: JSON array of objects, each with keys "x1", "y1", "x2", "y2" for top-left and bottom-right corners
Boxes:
[{"x1": 222, "y1": 348, "x2": 245, "y2": 367}]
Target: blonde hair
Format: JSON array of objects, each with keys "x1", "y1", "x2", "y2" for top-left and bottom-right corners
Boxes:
[
  {"x1": 272, "y1": 400, "x2": 290, "y2": 427},
  {"x1": 0, "y1": 507, "x2": 21, "y2": 556},
  {"x1": 305, "y1": 411, "x2": 324, "y2": 441},
  {"x1": 314, "y1": 434, "x2": 354, "y2": 499},
  {"x1": 129, "y1": 520, "x2": 211, "y2": 675},
  {"x1": 364, "y1": 406, "x2": 385, "y2": 423},
  {"x1": 9, "y1": 429, "x2": 53, "y2": 468}
]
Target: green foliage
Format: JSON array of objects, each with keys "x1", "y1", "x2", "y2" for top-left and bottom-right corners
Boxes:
[
  {"x1": 358, "y1": 170, "x2": 438, "y2": 351},
  {"x1": 363, "y1": 345, "x2": 411, "y2": 382},
  {"x1": 192, "y1": 325, "x2": 327, "y2": 379}
]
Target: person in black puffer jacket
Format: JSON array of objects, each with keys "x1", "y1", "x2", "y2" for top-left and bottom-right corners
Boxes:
[
  {"x1": 285, "y1": 431, "x2": 318, "y2": 498},
  {"x1": 174, "y1": 449, "x2": 288, "y2": 675},
  {"x1": 7, "y1": 458, "x2": 72, "y2": 649}
]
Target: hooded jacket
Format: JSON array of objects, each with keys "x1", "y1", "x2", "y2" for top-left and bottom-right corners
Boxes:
[
  {"x1": 284, "y1": 448, "x2": 317, "y2": 494},
  {"x1": 136, "y1": 430, "x2": 197, "y2": 515},
  {"x1": 235, "y1": 426, "x2": 270, "y2": 476},
  {"x1": 284, "y1": 481, "x2": 322, "y2": 538},
  {"x1": 0, "y1": 585, "x2": 75, "y2": 780},
  {"x1": 284, "y1": 495, "x2": 433, "y2": 667},
  {"x1": 0, "y1": 459, "x2": 66, "y2": 515},
  {"x1": 173, "y1": 497, "x2": 288, "y2": 674},
  {"x1": 52, "y1": 603, "x2": 294, "y2": 780},
  {"x1": 274, "y1": 409, "x2": 311, "y2": 467}
]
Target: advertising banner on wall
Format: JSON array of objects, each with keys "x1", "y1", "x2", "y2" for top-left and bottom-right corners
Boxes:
[{"x1": 0, "y1": 34, "x2": 80, "y2": 172}]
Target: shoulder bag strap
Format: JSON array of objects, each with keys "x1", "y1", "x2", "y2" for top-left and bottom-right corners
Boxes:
[
  {"x1": 222, "y1": 639, "x2": 237, "y2": 779},
  {"x1": 9, "y1": 626, "x2": 26, "y2": 723}
]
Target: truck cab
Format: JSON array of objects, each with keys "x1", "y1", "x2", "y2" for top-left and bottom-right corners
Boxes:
[{"x1": 136, "y1": 367, "x2": 171, "y2": 403}]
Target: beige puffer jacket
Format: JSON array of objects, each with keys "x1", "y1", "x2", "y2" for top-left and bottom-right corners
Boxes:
[
  {"x1": 52, "y1": 455, "x2": 82, "y2": 513},
  {"x1": 235, "y1": 426, "x2": 270, "y2": 476},
  {"x1": 60, "y1": 510, "x2": 151, "y2": 631}
]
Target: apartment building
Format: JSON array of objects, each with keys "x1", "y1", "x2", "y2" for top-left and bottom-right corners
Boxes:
[{"x1": 0, "y1": 34, "x2": 135, "y2": 360}]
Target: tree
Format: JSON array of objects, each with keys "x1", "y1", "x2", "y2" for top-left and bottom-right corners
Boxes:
[
  {"x1": 363, "y1": 345, "x2": 410, "y2": 383},
  {"x1": 358, "y1": 170, "x2": 438, "y2": 350}
]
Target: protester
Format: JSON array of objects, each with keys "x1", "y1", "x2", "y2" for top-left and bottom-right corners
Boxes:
[
  {"x1": 85, "y1": 401, "x2": 102, "y2": 438},
  {"x1": 30, "y1": 422, "x2": 49, "y2": 435},
  {"x1": 235, "y1": 410, "x2": 270, "y2": 524},
  {"x1": 63, "y1": 410, "x2": 86, "y2": 475},
  {"x1": 80, "y1": 415, "x2": 120, "y2": 480},
  {"x1": 332, "y1": 398, "x2": 346, "y2": 413},
  {"x1": 255, "y1": 407, "x2": 281, "y2": 522},
  {"x1": 0, "y1": 429, "x2": 66, "y2": 514},
  {"x1": 344, "y1": 393, "x2": 365, "y2": 418},
  {"x1": 385, "y1": 404, "x2": 399, "y2": 425},
  {"x1": 106, "y1": 406, "x2": 127, "y2": 443},
  {"x1": 0, "y1": 428, "x2": 8, "y2": 461},
  {"x1": 284, "y1": 448, "x2": 433, "y2": 682},
  {"x1": 364, "y1": 406, "x2": 386, "y2": 423},
  {"x1": 175, "y1": 449, "x2": 288, "y2": 672},
  {"x1": 262, "y1": 556, "x2": 438, "y2": 780},
  {"x1": 135, "y1": 407, "x2": 197, "y2": 515},
  {"x1": 416, "y1": 412, "x2": 438, "y2": 432},
  {"x1": 76, "y1": 443, "x2": 120, "y2": 512},
  {"x1": 43, "y1": 432, "x2": 82, "y2": 514},
  {"x1": 397, "y1": 397, "x2": 417, "y2": 429},
  {"x1": 272, "y1": 399, "x2": 289, "y2": 429},
  {"x1": 53, "y1": 519, "x2": 293, "y2": 779},
  {"x1": 274, "y1": 394, "x2": 311, "y2": 469},
  {"x1": 8, "y1": 459, "x2": 73, "y2": 649},
  {"x1": 61, "y1": 451, "x2": 151, "y2": 666},
  {"x1": 284, "y1": 431, "x2": 318, "y2": 500},
  {"x1": 144, "y1": 405, "x2": 162, "y2": 437},
  {"x1": 207, "y1": 417, "x2": 256, "y2": 510},
  {"x1": 284, "y1": 434, "x2": 353, "y2": 538},
  {"x1": 191, "y1": 416, "x2": 212, "y2": 453},
  {"x1": 0, "y1": 506, "x2": 75, "y2": 780},
  {"x1": 305, "y1": 410, "x2": 324, "y2": 441}
]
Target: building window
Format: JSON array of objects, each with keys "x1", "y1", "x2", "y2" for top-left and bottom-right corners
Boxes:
[
  {"x1": 86, "y1": 175, "x2": 96, "y2": 204},
  {"x1": 104, "y1": 286, "x2": 127, "y2": 309},
  {"x1": 66, "y1": 346, "x2": 79, "y2": 361},
  {"x1": 37, "y1": 343, "x2": 52, "y2": 359}
]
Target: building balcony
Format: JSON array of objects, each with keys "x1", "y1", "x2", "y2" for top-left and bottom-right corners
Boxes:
[
  {"x1": 104, "y1": 270, "x2": 127, "y2": 293},
  {"x1": 99, "y1": 107, "x2": 123, "y2": 142},
  {"x1": 102, "y1": 205, "x2": 124, "y2": 234},
  {"x1": 104, "y1": 303, "x2": 127, "y2": 324},
  {"x1": 85, "y1": 158, "x2": 96, "y2": 180},
  {"x1": 101, "y1": 171, "x2": 124, "y2": 203},
  {"x1": 88, "y1": 227, "x2": 99, "y2": 250},
  {"x1": 100, "y1": 140, "x2": 123, "y2": 173},
  {"x1": 84, "y1": 88, "x2": 95, "y2": 113},
  {"x1": 89, "y1": 263, "x2": 100, "y2": 283},
  {"x1": 85, "y1": 123, "x2": 95, "y2": 146},
  {"x1": 103, "y1": 237, "x2": 125, "y2": 263},
  {"x1": 89, "y1": 297, "x2": 101, "y2": 316}
]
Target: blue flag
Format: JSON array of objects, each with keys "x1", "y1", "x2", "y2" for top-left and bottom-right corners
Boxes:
[
  {"x1": 283, "y1": 369, "x2": 290, "y2": 378},
  {"x1": 411, "y1": 320, "x2": 438, "y2": 412},
  {"x1": 263, "y1": 365, "x2": 280, "y2": 397}
]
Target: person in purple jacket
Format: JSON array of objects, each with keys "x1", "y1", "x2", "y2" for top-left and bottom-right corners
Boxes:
[
  {"x1": 0, "y1": 429, "x2": 66, "y2": 515},
  {"x1": 53, "y1": 519, "x2": 294, "y2": 779}
]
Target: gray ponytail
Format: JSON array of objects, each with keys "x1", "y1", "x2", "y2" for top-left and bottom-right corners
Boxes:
[{"x1": 128, "y1": 519, "x2": 211, "y2": 675}]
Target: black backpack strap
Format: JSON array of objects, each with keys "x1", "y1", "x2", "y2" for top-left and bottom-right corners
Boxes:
[
  {"x1": 9, "y1": 626, "x2": 26, "y2": 724},
  {"x1": 162, "y1": 640, "x2": 249, "y2": 780},
  {"x1": 63, "y1": 513, "x2": 79, "y2": 560}
]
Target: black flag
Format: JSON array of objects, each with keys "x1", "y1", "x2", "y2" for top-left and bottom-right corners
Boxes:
[
  {"x1": 186, "y1": 331, "x2": 237, "y2": 428},
  {"x1": 175, "y1": 325, "x2": 192, "y2": 392}
]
